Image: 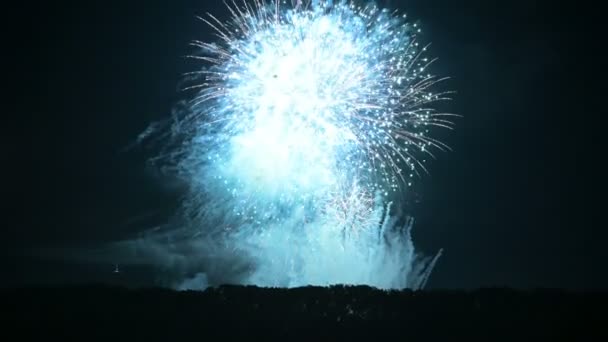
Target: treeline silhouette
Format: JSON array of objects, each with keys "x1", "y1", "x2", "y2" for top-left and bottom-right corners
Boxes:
[{"x1": 3, "y1": 285, "x2": 606, "y2": 340}]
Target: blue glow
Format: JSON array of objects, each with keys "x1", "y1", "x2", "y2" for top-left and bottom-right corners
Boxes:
[{"x1": 126, "y1": 0, "x2": 453, "y2": 290}]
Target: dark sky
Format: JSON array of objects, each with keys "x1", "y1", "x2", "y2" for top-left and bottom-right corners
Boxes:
[{"x1": 5, "y1": 0, "x2": 605, "y2": 289}]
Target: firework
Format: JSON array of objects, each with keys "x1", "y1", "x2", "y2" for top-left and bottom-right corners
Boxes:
[{"x1": 135, "y1": 0, "x2": 453, "y2": 290}]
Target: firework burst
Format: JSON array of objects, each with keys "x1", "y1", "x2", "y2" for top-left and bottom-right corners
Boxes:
[
  {"x1": 134, "y1": 0, "x2": 454, "y2": 289},
  {"x1": 177, "y1": 0, "x2": 453, "y2": 197}
]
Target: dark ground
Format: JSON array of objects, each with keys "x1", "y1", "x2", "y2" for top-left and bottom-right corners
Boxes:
[{"x1": 4, "y1": 285, "x2": 606, "y2": 340}]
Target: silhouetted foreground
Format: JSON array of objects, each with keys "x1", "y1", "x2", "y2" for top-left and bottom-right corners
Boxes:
[{"x1": 4, "y1": 285, "x2": 606, "y2": 340}]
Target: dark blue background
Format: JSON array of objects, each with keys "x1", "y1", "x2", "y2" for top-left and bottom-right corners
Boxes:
[{"x1": 4, "y1": 0, "x2": 604, "y2": 289}]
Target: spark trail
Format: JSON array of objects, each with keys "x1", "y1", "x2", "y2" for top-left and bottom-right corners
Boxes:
[{"x1": 129, "y1": 0, "x2": 454, "y2": 290}]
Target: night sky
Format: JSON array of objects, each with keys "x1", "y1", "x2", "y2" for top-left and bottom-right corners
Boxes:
[{"x1": 5, "y1": 0, "x2": 605, "y2": 289}]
